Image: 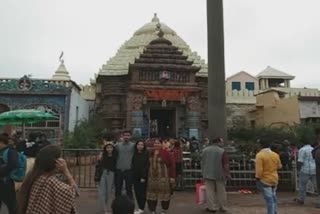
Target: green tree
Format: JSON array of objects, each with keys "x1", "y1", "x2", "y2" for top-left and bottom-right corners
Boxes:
[{"x1": 63, "y1": 114, "x2": 105, "y2": 148}]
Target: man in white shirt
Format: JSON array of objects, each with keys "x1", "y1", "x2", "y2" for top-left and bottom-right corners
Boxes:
[{"x1": 295, "y1": 138, "x2": 316, "y2": 205}]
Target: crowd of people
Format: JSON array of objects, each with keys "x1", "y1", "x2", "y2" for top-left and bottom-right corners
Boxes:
[
  {"x1": 254, "y1": 130, "x2": 320, "y2": 214},
  {"x1": 2, "y1": 128, "x2": 320, "y2": 214}
]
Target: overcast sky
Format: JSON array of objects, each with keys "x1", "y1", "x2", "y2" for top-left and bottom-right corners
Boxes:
[{"x1": 0, "y1": 0, "x2": 319, "y2": 88}]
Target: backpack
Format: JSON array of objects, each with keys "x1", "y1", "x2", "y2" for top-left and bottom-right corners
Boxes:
[{"x1": 2, "y1": 148, "x2": 27, "y2": 182}]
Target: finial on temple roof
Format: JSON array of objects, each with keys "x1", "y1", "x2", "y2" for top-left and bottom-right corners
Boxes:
[
  {"x1": 59, "y1": 51, "x2": 64, "y2": 64},
  {"x1": 152, "y1": 13, "x2": 159, "y2": 22},
  {"x1": 156, "y1": 23, "x2": 164, "y2": 38}
]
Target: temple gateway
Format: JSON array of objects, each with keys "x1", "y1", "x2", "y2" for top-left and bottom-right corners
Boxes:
[{"x1": 95, "y1": 14, "x2": 208, "y2": 139}]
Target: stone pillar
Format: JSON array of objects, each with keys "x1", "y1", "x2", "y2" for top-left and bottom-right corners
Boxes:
[
  {"x1": 186, "y1": 112, "x2": 200, "y2": 139},
  {"x1": 285, "y1": 80, "x2": 290, "y2": 88},
  {"x1": 131, "y1": 111, "x2": 143, "y2": 138},
  {"x1": 261, "y1": 79, "x2": 265, "y2": 89},
  {"x1": 187, "y1": 96, "x2": 201, "y2": 139},
  {"x1": 128, "y1": 94, "x2": 144, "y2": 137},
  {"x1": 264, "y1": 79, "x2": 268, "y2": 89},
  {"x1": 207, "y1": 0, "x2": 227, "y2": 140}
]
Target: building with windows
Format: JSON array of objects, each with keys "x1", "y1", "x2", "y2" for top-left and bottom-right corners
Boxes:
[
  {"x1": 0, "y1": 59, "x2": 93, "y2": 141},
  {"x1": 249, "y1": 89, "x2": 320, "y2": 127},
  {"x1": 226, "y1": 71, "x2": 258, "y2": 91}
]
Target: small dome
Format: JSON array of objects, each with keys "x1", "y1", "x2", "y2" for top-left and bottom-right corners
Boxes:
[
  {"x1": 134, "y1": 13, "x2": 176, "y2": 36},
  {"x1": 52, "y1": 62, "x2": 71, "y2": 81}
]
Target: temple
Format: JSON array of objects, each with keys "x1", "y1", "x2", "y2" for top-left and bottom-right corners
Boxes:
[
  {"x1": 96, "y1": 20, "x2": 208, "y2": 138},
  {"x1": 2, "y1": 14, "x2": 320, "y2": 140}
]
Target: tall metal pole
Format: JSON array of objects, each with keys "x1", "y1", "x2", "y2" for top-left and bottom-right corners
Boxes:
[{"x1": 207, "y1": 0, "x2": 227, "y2": 140}]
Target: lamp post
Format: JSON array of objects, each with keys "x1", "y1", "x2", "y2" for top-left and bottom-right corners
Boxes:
[{"x1": 207, "y1": 0, "x2": 227, "y2": 140}]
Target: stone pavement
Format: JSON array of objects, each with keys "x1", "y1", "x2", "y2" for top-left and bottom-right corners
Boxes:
[{"x1": 76, "y1": 190, "x2": 320, "y2": 214}]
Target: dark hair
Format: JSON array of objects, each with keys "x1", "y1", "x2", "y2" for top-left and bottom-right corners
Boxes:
[
  {"x1": 259, "y1": 138, "x2": 271, "y2": 149},
  {"x1": 122, "y1": 130, "x2": 131, "y2": 134},
  {"x1": 112, "y1": 195, "x2": 135, "y2": 214},
  {"x1": 211, "y1": 137, "x2": 222, "y2": 144},
  {"x1": 191, "y1": 136, "x2": 196, "y2": 141},
  {"x1": 174, "y1": 141, "x2": 181, "y2": 148},
  {"x1": 103, "y1": 144, "x2": 116, "y2": 157},
  {"x1": 0, "y1": 134, "x2": 9, "y2": 145},
  {"x1": 134, "y1": 140, "x2": 147, "y2": 153},
  {"x1": 17, "y1": 145, "x2": 62, "y2": 214}
]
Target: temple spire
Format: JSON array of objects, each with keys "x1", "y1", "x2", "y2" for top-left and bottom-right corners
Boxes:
[
  {"x1": 152, "y1": 13, "x2": 159, "y2": 22},
  {"x1": 52, "y1": 51, "x2": 71, "y2": 81}
]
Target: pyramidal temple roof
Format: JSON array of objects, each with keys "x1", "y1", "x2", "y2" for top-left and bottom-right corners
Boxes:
[
  {"x1": 98, "y1": 13, "x2": 207, "y2": 77},
  {"x1": 257, "y1": 66, "x2": 295, "y2": 80}
]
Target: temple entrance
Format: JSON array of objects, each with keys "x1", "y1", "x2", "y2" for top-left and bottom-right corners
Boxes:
[{"x1": 150, "y1": 108, "x2": 176, "y2": 138}]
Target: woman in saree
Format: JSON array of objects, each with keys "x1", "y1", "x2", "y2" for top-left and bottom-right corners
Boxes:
[{"x1": 146, "y1": 139, "x2": 176, "y2": 214}]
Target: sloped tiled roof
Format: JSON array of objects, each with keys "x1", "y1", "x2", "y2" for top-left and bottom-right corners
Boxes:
[
  {"x1": 98, "y1": 14, "x2": 207, "y2": 77},
  {"x1": 256, "y1": 66, "x2": 294, "y2": 80},
  {"x1": 226, "y1": 71, "x2": 258, "y2": 82}
]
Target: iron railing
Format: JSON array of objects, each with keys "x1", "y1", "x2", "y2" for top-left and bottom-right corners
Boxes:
[
  {"x1": 62, "y1": 149, "x2": 297, "y2": 191},
  {"x1": 182, "y1": 153, "x2": 296, "y2": 191}
]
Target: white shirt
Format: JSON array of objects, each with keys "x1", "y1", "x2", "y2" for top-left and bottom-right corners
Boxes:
[{"x1": 298, "y1": 145, "x2": 316, "y2": 175}]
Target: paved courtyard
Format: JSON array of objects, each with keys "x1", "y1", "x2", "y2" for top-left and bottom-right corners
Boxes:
[{"x1": 77, "y1": 190, "x2": 320, "y2": 214}]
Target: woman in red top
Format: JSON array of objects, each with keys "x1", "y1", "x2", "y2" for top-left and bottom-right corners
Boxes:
[{"x1": 146, "y1": 139, "x2": 176, "y2": 214}]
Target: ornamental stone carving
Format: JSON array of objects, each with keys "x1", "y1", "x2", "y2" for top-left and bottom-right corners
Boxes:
[{"x1": 187, "y1": 96, "x2": 200, "y2": 111}]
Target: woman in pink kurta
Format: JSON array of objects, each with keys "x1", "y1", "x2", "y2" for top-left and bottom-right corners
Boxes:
[{"x1": 146, "y1": 139, "x2": 176, "y2": 214}]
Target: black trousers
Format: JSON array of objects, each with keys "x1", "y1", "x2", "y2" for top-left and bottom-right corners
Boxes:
[
  {"x1": 115, "y1": 170, "x2": 133, "y2": 199},
  {"x1": 147, "y1": 200, "x2": 170, "y2": 212},
  {"x1": 133, "y1": 177, "x2": 147, "y2": 210},
  {"x1": 0, "y1": 179, "x2": 16, "y2": 214}
]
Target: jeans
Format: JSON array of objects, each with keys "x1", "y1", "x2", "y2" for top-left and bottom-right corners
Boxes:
[
  {"x1": 115, "y1": 169, "x2": 133, "y2": 199},
  {"x1": 0, "y1": 179, "x2": 16, "y2": 214},
  {"x1": 98, "y1": 170, "x2": 114, "y2": 212},
  {"x1": 256, "y1": 180, "x2": 277, "y2": 214},
  {"x1": 298, "y1": 173, "x2": 316, "y2": 202}
]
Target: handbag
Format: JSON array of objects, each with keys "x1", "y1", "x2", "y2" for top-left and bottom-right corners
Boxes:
[{"x1": 94, "y1": 160, "x2": 103, "y2": 182}]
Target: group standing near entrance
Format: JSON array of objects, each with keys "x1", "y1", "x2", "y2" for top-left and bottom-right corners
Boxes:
[{"x1": 96, "y1": 131, "x2": 176, "y2": 214}]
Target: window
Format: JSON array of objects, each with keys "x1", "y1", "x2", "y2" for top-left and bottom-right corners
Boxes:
[
  {"x1": 231, "y1": 82, "x2": 241, "y2": 91},
  {"x1": 245, "y1": 82, "x2": 255, "y2": 91}
]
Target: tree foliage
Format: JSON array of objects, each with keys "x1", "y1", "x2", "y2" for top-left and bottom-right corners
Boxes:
[
  {"x1": 63, "y1": 114, "x2": 105, "y2": 149},
  {"x1": 228, "y1": 124, "x2": 319, "y2": 154}
]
